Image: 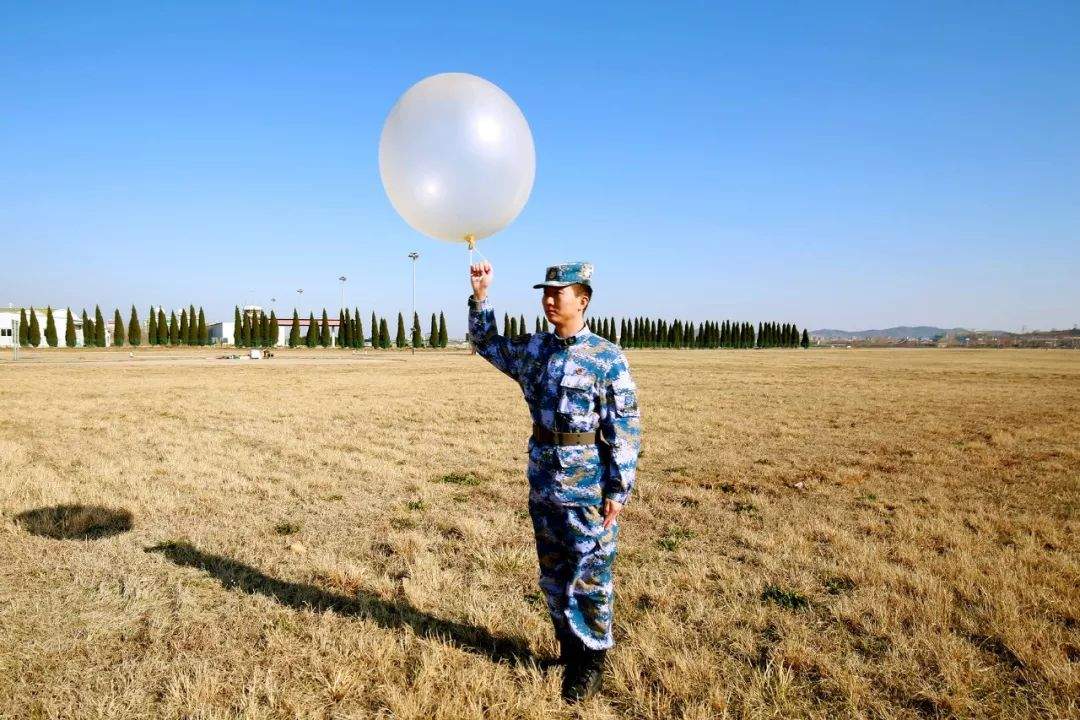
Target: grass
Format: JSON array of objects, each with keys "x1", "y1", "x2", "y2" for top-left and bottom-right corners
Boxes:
[{"x1": 1, "y1": 347, "x2": 1078, "y2": 719}]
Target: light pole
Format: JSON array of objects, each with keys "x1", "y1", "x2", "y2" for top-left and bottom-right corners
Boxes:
[
  {"x1": 408, "y1": 252, "x2": 419, "y2": 354},
  {"x1": 338, "y1": 277, "x2": 347, "y2": 349},
  {"x1": 12, "y1": 318, "x2": 18, "y2": 361}
]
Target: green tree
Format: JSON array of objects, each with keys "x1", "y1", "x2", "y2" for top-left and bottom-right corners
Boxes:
[
  {"x1": 18, "y1": 308, "x2": 29, "y2": 346},
  {"x1": 503, "y1": 313, "x2": 510, "y2": 337},
  {"x1": 240, "y1": 311, "x2": 250, "y2": 347},
  {"x1": 429, "y1": 313, "x2": 439, "y2": 348},
  {"x1": 379, "y1": 317, "x2": 390, "y2": 349},
  {"x1": 65, "y1": 309, "x2": 77, "y2": 347},
  {"x1": 305, "y1": 313, "x2": 318, "y2": 348},
  {"x1": 438, "y1": 311, "x2": 447, "y2": 348},
  {"x1": 179, "y1": 309, "x2": 189, "y2": 346},
  {"x1": 268, "y1": 311, "x2": 278, "y2": 348},
  {"x1": 542, "y1": 318, "x2": 550, "y2": 333},
  {"x1": 412, "y1": 312, "x2": 422, "y2": 349},
  {"x1": 82, "y1": 308, "x2": 95, "y2": 347},
  {"x1": 519, "y1": 314, "x2": 526, "y2": 338},
  {"x1": 82, "y1": 310, "x2": 94, "y2": 347},
  {"x1": 370, "y1": 312, "x2": 378, "y2": 348},
  {"x1": 232, "y1": 307, "x2": 242, "y2": 346},
  {"x1": 355, "y1": 308, "x2": 364, "y2": 349},
  {"x1": 187, "y1": 305, "x2": 197, "y2": 345},
  {"x1": 94, "y1": 305, "x2": 106, "y2": 347},
  {"x1": 197, "y1": 307, "x2": 207, "y2": 346},
  {"x1": 260, "y1": 312, "x2": 270, "y2": 347},
  {"x1": 147, "y1": 308, "x2": 157, "y2": 346},
  {"x1": 341, "y1": 309, "x2": 351, "y2": 348},
  {"x1": 43, "y1": 307, "x2": 58, "y2": 347},
  {"x1": 288, "y1": 310, "x2": 301, "y2": 347},
  {"x1": 801, "y1": 328, "x2": 810, "y2": 348},
  {"x1": 319, "y1": 309, "x2": 331, "y2": 348},
  {"x1": 128, "y1": 306, "x2": 141, "y2": 346},
  {"x1": 113, "y1": 308, "x2": 125, "y2": 347},
  {"x1": 509, "y1": 315, "x2": 518, "y2": 338},
  {"x1": 157, "y1": 309, "x2": 168, "y2": 345},
  {"x1": 395, "y1": 312, "x2": 406, "y2": 348},
  {"x1": 28, "y1": 308, "x2": 41, "y2": 347},
  {"x1": 169, "y1": 312, "x2": 179, "y2": 345}
]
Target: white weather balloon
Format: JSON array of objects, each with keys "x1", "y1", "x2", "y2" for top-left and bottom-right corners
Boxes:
[{"x1": 379, "y1": 72, "x2": 536, "y2": 247}]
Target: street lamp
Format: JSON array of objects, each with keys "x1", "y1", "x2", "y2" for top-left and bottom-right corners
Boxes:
[{"x1": 408, "y1": 252, "x2": 420, "y2": 354}]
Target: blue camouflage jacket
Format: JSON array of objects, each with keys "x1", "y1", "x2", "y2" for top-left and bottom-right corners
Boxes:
[{"x1": 468, "y1": 297, "x2": 642, "y2": 507}]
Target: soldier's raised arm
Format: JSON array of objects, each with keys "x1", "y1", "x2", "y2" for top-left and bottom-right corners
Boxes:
[
  {"x1": 468, "y1": 261, "x2": 529, "y2": 382},
  {"x1": 599, "y1": 353, "x2": 642, "y2": 505}
]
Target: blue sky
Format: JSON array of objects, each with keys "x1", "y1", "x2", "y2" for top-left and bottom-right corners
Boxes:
[{"x1": 2, "y1": 1, "x2": 1077, "y2": 334}]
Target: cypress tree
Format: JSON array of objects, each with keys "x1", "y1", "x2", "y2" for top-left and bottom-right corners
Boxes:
[
  {"x1": 187, "y1": 305, "x2": 197, "y2": 345},
  {"x1": 801, "y1": 328, "x2": 810, "y2": 348},
  {"x1": 379, "y1": 317, "x2": 390, "y2": 349},
  {"x1": 354, "y1": 308, "x2": 364, "y2": 348},
  {"x1": 748, "y1": 322, "x2": 755, "y2": 349},
  {"x1": 232, "y1": 307, "x2": 241, "y2": 347},
  {"x1": 94, "y1": 305, "x2": 106, "y2": 347},
  {"x1": 82, "y1": 310, "x2": 94, "y2": 347},
  {"x1": 519, "y1": 314, "x2": 526, "y2": 338},
  {"x1": 503, "y1": 313, "x2": 510, "y2": 337},
  {"x1": 341, "y1": 309, "x2": 351, "y2": 348},
  {"x1": 169, "y1": 312, "x2": 179, "y2": 345},
  {"x1": 157, "y1": 309, "x2": 167, "y2": 345},
  {"x1": 304, "y1": 313, "x2": 317, "y2": 348},
  {"x1": 430, "y1": 313, "x2": 439, "y2": 347},
  {"x1": 65, "y1": 309, "x2": 77, "y2": 347},
  {"x1": 600, "y1": 318, "x2": 608, "y2": 340},
  {"x1": 259, "y1": 312, "x2": 268, "y2": 346},
  {"x1": 369, "y1": 312, "x2": 377, "y2": 348},
  {"x1": 179, "y1": 309, "x2": 189, "y2": 346},
  {"x1": 129, "y1": 306, "x2": 141, "y2": 346},
  {"x1": 509, "y1": 316, "x2": 518, "y2": 338},
  {"x1": 147, "y1": 308, "x2": 157, "y2": 346},
  {"x1": 412, "y1": 312, "x2": 422, "y2": 348},
  {"x1": 44, "y1": 307, "x2": 57, "y2": 347},
  {"x1": 197, "y1": 307, "x2": 207, "y2": 346},
  {"x1": 319, "y1": 310, "x2": 330, "y2": 348},
  {"x1": 542, "y1": 318, "x2": 550, "y2": 333},
  {"x1": 268, "y1": 311, "x2": 278, "y2": 348},
  {"x1": 438, "y1": 311, "x2": 447, "y2": 348},
  {"x1": 288, "y1": 310, "x2": 301, "y2": 347},
  {"x1": 113, "y1": 308, "x2": 125, "y2": 347},
  {"x1": 67, "y1": 308, "x2": 82, "y2": 347},
  {"x1": 28, "y1": 308, "x2": 41, "y2": 347},
  {"x1": 18, "y1": 308, "x2": 29, "y2": 346},
  {"x1": 239, "y1": 311, "x2": 250, "y2": 347},
  {"x1": 395, "y1": 312, "x2": 406, "y2": 348},
  {"x1": 535, "y1": 316, "x2": 541, "y2": 333}
]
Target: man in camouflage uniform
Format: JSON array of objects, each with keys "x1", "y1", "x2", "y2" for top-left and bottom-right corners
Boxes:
[{"x1": 468, "y1": 260, "x2": 642, "y2": 702}]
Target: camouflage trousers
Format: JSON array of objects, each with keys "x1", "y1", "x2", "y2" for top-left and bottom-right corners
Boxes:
[{"x1": 528, "y1": 500, "x2": 619, "y2": 650}]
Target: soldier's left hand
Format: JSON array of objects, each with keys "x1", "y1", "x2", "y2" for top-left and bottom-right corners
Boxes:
[{"x1": 602, "y1": 498, "x2": 623, "y2": 529}]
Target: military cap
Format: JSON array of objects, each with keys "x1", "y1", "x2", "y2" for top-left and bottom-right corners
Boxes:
[{"x1": 533, "y1": 261, "x2": 594, "y2": 289}]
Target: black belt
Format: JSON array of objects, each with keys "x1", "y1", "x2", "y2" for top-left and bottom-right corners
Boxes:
[{"x1": 532, "y1": 423, "x2": 602, "y2": 446}]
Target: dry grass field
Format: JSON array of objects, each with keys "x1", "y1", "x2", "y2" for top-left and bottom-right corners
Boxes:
[{"x1": 1, "y1": 347, "x2": 1077, "y2": 719}]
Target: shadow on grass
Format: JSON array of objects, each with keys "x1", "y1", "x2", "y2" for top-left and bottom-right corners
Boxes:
[
  {"x1": 15, "y1": 504, "x2": 133, "y2": 540},
  {"x1": 146, "y1": 540, "x2": 538, "y2": 667}
]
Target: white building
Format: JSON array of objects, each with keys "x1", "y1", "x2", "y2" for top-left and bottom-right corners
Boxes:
[{"x1": 0, "y1": 305, "x2": 108, "y2": 348}]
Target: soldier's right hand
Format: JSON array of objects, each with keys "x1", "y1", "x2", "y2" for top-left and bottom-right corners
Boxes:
[{"x1": 470, "y1": 262, "x2": 493, "y2": 301}]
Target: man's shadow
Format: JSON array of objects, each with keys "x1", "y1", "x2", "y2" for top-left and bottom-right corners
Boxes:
[{"x1": 146, "y1": 541, "x2": 538, "y2": 667}]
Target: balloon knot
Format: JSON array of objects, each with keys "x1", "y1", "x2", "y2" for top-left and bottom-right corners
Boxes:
[{"x1": 465, "y1": 234, "x2": 476, "y2": 250}]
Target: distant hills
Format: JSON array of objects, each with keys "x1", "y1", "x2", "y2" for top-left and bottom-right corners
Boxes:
[{"x1": 810, "y1": 326, "x2": 998, "y2": 341}]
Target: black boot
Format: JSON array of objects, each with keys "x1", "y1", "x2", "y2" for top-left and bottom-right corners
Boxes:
[
  {"x1": 562, "y1": 647, "x2": 606, "y2": 703},
  {"x1": 557, "y1": 629, "x2": 580, "y2": 667}
]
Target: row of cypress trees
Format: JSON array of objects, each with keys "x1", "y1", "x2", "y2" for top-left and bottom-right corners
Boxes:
[
  {"x1": 242, "y1": 307, "x2": 451, "y2": 349},
  {"x1": 144, "y1": 305, "x2": 209, "y2": 346},
  {"x1": 498, "y1": 314, "x2": 810, "y2": 349},
  {"x1": 15, "y1": 305, "x2": 155, "y2": 348}
]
